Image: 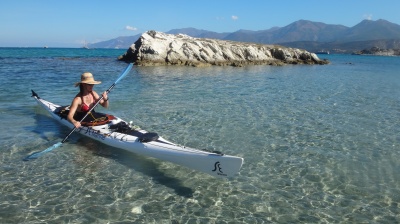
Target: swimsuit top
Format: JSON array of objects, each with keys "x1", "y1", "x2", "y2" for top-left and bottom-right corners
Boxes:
[{"x1": 81, "y1": 93, "x2": 95, "y2": 113}]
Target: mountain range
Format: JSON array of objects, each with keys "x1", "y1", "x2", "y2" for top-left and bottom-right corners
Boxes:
[{"x1": 89, "y1": 19, "x2": 400, "y2": 54}]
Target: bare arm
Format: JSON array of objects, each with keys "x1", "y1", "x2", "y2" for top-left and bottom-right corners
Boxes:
[
  {"x1": 93, "y1": 91, "x2": 109, "y2": 108},
  {"x1": 67, "y1": 97, "x2": 81, "y2": 128}
]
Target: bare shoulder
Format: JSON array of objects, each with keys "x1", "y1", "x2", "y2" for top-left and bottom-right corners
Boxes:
[
  {"x1": 72, "y1": 95, "x2": 81, "y2": 105},
  {"x1": 91, "y1": 91, "x2": 100, "y2": 98}
]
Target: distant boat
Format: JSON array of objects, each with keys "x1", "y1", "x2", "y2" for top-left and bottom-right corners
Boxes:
[
  {"x1": 82, "y1": 40, "x2": 89, "y2": 49},
  {"x1": 43, "y1": 46, "x2": 48, "y2": 49},
  {"x1": 316, "y1": 50, "x2": 330, "y2": 54}
]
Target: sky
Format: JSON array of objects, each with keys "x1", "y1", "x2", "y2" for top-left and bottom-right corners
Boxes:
[{"x1": 1, "y1": 0, "x2": 400, "y2": 48}]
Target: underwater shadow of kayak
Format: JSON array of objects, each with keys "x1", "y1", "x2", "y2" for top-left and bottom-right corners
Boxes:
[
  {"x1": 28, "y1": 105, "x2": 194, "y2": 197},
  {"x1": 90, "y1": 141, "x2": 195, "y2": 198},
  {"x1": 27, "y1": 112, "x2": 73, "y2": 142}
]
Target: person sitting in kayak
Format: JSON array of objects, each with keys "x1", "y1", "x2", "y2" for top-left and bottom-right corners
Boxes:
[{"x1": 67, "y1": 72, "x2": 109, "y2": 129}]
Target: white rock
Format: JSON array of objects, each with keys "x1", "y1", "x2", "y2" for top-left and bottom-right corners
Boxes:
[{"x1": 119, "y1": 31, "x2": 328, "y2": 67}]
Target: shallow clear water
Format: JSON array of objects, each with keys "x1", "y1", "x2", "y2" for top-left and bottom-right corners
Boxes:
[{"x1": 0, "y1": 48, "x2": 399, "y2": 223}]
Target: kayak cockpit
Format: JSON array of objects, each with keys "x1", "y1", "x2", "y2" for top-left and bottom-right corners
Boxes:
[{"x1": 54, "y1": 106, "x2": 116, "y2": 126}]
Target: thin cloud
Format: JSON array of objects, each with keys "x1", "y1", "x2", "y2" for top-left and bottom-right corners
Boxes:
[
  {"x1": 363, "y1": 14, "x2": 373, "y2": 20},
  {"x1": 231, "y1": 15, "x2": 239, "y2": 21},
  {"x1": 125, "y1": 25, "x2": 138, "y2": 31}
]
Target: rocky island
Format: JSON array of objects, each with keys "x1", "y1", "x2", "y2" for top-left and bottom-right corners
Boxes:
[
  {"x1": 353, "y1": 46, "x2": 400, "y2": 56},
  {"x1": 118, "y1": 30, "x2": 329, "y2": 67}
]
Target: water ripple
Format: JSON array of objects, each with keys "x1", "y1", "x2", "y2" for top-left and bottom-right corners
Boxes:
[{"x1": 0, "y1": 50, "x2": 399, "y2": 223}]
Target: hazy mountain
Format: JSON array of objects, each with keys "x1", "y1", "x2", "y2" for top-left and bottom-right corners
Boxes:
[
  {"x1": 274, "y1": 20, "x2": 348, "y2": 43},
  {"x1": 167, "y1": 27, "x2": 230, "y2": 39},
  {"x1": 340, "y1": 19, "x2": 400, "y2": 42},
  {"x1": 223, "y1": 19, "x2": 400, "y2": 45},
  {"x1": 89, "y1": 35, "x2": 141, "y2": 49},
  {"x1": 224, "y1": 20, "x2": 348, "y2": 44},
  {"x1": 280, "y1": 19, "x2": 400, "y2": 52},
  {"x1": 89, "y1": 19, "x2": 400, "y2": 53},
  {"x1": 222, "y1": 29, "x2": 271, "y2": 43}
]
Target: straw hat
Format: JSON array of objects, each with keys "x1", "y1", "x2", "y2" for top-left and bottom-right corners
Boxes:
[{"x1": 74, "y1": 72, "x2": 101, "y2": 87}]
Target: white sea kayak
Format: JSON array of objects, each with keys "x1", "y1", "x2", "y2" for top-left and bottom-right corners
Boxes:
[{"x1": 31, "y1": 91, "x2": 243, "y2": 178}]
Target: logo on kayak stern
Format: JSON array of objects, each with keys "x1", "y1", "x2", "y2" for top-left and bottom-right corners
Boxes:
[{"x1": 212, "y1": 161, "x2": 227, "y2": 176}]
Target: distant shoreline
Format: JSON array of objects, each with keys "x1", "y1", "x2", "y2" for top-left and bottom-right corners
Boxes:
[{"x1": 352, "y1": 48, "x2": 400, "y2": 56}]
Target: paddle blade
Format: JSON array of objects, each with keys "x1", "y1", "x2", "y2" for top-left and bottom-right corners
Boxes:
[
  {"x1": 23, "y1": 142, "x2": 62, "y2": 161},
  {"x1": 115, "y1": 63, "x2": 133, "y2": 84}
]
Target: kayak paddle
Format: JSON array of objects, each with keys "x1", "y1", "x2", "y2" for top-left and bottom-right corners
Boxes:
[{"x1": 24, "y1": 63, "x2": 133, "y2": 161}]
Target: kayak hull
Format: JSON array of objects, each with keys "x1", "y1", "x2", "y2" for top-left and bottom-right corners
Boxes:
[{"x1": 32, "y1": 93, "x2": 243, "y2": 178}]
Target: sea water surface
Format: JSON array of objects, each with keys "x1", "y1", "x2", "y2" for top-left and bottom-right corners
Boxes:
[{"x1": 0, "y1": 48, "x2": 399, "y2": 223}]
